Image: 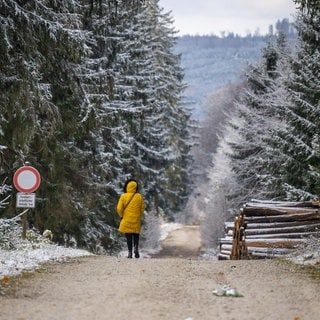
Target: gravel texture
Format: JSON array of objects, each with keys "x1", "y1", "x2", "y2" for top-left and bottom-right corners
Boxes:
[{"x1": 1, "y1": 226, "x2": 319, "y2": 320}]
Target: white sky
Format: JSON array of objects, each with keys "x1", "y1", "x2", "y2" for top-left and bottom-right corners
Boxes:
[{"x1": 159, "y1": 0, "x2": 298, "y2": 36}]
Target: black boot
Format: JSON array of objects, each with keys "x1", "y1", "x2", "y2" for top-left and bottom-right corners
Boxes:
[
  {"x1": 133, "y1": 233, "x2": 140, "y2": 258},
  {"x1": 126, "y1": 233, "x2": 133, "y2": 258}
]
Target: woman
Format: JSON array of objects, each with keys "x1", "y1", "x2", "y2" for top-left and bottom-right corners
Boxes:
[{"x1": 117, "y1": 179, "x2": 145, "y2": 258}]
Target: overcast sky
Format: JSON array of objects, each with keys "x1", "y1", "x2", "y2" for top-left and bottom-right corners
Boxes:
[{"x1": 159, "y1": 0, "x2": 298, "y2": 36}]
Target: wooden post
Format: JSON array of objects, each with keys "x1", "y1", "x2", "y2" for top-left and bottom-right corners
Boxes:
[
  {"x1": 230, "y1": 209, "x2": 247, "y2": 260},
  {"x1": 22, "y1": 209, "x2": 27, "y2": 239}
]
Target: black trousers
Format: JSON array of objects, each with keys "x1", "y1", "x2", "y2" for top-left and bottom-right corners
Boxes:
[{"x1": 125, "y1": 233, "x2": 139, "y2": 252}]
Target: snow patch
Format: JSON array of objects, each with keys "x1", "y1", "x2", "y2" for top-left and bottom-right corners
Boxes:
[
  {"x1": 0, "y1": 246, "x2": 92, "y2": 279},
  {"x1": 0, "y1": 218, "x2": 92, "y2": 280}
]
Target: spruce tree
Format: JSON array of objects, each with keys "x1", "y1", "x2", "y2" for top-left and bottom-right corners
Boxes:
[
  {"x1": 228, "y1": 35, "x2": 289, "y2": 205},
  {"x1": 0, "y1": 0, "x2": 192, "y2": 250},
  {"x1": 277, "y1": 0, "x2": 320, "y2": 199},
  {"x1": 0, "y1": 1, "x2": 87, "y2": 240}
]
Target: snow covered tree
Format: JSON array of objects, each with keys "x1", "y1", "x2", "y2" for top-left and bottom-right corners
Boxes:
[
  {"x1": 224, "y1": 0, "x2": 320, "y2": 203},
  {"x1": 1, "y1": 0, "x2": 192, "y2": 250},
  {"x1": 83, "y1": 0, "x2": 192, "y2": 218},
  {"x1": 0, "y1": 0, "x2": 89, "y2": 238},
  {"x1": 129, "y1": 2, "x2": 192, "y2": 218},
  {"x1": 274, "y1": 0, "x2": 320, "y2": 199},
  {"x1": 201, "y1": 34, "x2": 295, "y2": 248},
  {"x1": 227, "y1": 35, "x2": 292, "y2": 206}
]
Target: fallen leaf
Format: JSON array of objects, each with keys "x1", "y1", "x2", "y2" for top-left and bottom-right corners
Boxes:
[{"x1": 1, "y1": 276, "x2": 10, "y2": 283}]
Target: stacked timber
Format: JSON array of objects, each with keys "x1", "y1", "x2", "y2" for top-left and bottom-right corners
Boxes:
[
  {"x1": 218, "y1": 200, "x2": 320, "y2": 260},
  {"x1": 218, "y1": 221, "x2": 234, "y2": 260}
]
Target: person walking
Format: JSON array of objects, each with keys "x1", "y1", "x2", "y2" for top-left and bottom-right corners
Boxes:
[{"x1": 117, "y1": 179, "x2": 145, "y2": 258}]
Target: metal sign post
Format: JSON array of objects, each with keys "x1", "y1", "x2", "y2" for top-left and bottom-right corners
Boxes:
[{"x1": 13, "y1": 165, "x2": 41, "y2": 239}]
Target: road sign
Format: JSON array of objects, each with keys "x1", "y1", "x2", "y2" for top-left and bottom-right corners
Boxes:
[
  {"x1": 13, "y1": 166, "x2": 41, "y2": 193},
  {"x1": 16, "y1": 192, "x2": 36, "y2": 208}
]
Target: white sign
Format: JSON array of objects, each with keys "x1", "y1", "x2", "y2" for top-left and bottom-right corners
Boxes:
[{"x1": 16, "y1": 193, "x2": 36, "y2": 208}]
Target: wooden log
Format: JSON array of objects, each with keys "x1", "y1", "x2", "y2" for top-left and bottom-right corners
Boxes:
[
  {"x1": 243, "y1": 206, "x2": 319, "y2": 216},
  {"x1": 218, "y1": 253, "x2": 230, "y2": 260},
  {"x1": 245, "y1": 231, "x2": 320, "y2": 239},
  {"x1": 244, "y1": 223, "x2": 320, "y2": 236},
  {"x1": 227, "y1": 230, "x2": 233, "y2": 236},
  {"x1": 244, "y1": 212, "x2": 320, "y2": 223},
  {"x1": 246, "y1": 199, "x2": 319, "y2": 208},
  {"x1": 247, "y1": 250, "x2": 289, "y2": 258},
  {"x1": 220, "y1": 250, "x2": 232, "y2": 256},
  {"x1": 220, "y1": 244, "x2": 232, "y2": 251},
  {"x1": 225, "y1": 222, "x2": 234, "y2": 228},
  {"x1": 230, "y1": 210, "x2": 248, "y2": 260},
  {"x1": 247, "y1": 246, "x2": 293, "y2": 254},
  {"x1": 245, "y1": 219, "x2": 320, "y2": 230},
  {"x1": 219, "y1": 237, "x2": 233, "y2": 245},
  {"x1": 243, "y1": 207, "x2": 288, "y2": 216},
  {"x1": 245, "y1": 238, "x2": 305, "y2": 248}
]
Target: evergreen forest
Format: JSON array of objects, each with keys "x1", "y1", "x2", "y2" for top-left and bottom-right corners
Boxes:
[
  {"x1": 0, "y1": 0, "x2": 192, "y2": 252},
  {"x1": 1, "y1": 0, "x2": 320, "y2": 254}
]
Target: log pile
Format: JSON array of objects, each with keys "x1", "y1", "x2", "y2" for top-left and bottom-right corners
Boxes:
[{"x1": 218, "y1": 200, "x2": 320, "y2": 260}]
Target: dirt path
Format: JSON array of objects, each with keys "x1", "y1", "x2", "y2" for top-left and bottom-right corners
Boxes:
[
  {"x1": 1, "y1": 226, "x2": 319, "y2": 320},
  {"x1": 152, "y1": 225, "x2": 202, "y2": 258}
]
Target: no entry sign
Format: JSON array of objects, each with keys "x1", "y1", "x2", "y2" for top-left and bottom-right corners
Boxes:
[{"x1": 13, "y1": 166, "x2": 41, "y2": 193}]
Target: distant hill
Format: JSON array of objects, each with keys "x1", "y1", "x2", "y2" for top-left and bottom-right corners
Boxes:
[{"x1": 175, "y1": 35, "x2": 268, "y2": 119}]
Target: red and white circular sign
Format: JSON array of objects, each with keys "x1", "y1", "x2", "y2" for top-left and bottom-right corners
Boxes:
[{"x1": 13, "y1": 166, "x2": 41, "y2": 193}]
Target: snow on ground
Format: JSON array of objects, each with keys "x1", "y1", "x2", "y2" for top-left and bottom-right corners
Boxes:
[
  {"x1": 0, "y1": 245, "x2": 92, "y2": 279},
  {"x1": 287, "y1": 236, "x2": 320, "y2": 266},
  {"x1": 0, "y1": 218, "x2": 92, "y2": 280},
  {"x1": 0, "y1": 220, "x2": 182, "y2": 279}
]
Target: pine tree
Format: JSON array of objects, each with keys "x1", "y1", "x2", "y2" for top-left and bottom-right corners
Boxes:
[
  {"x1": 227, "y1": 1, "x2": 320, "y2": 202},
  {"x1": 131, "y1": 1, "x2": 192, "y2": 217},
  {"x1": 98, "y1": 0, "x2": 192, "y2": 217},
  {"x1": 0, "y1": 1, "x2": 88, "y2": 238},
  {"x1": 0, "y1": 0, "x2": 192, "y2": 251},
  {"x1": 276, "y1": 0, "x2": 320, "y2": 199},
  {"x1": 228, "y1": 35, "x2": 290, "y2": 205}
]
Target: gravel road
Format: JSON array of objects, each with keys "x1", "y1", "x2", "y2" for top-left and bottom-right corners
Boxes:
[{"x1": 1, "y1": 226, "x2": 319, "y2": 320}]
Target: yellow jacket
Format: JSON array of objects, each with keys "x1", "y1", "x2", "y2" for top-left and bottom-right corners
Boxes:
[{"x1": 117, "y1": 181, "x2": 145, "y2": 234}]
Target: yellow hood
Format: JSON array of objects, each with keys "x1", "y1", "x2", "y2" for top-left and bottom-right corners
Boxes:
[{"x1": 126, "y1": 181, "x2": 137, "y2": 193}]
